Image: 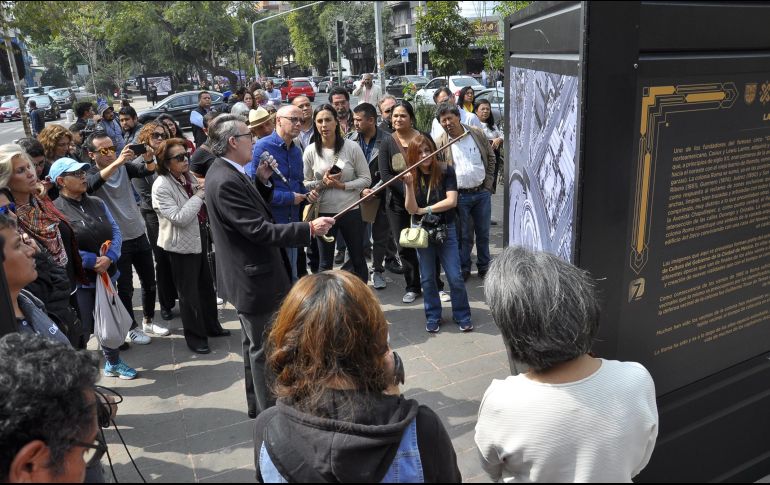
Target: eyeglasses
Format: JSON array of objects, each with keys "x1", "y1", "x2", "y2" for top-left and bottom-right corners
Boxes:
[
  {"x1": 165, "y1": 153, "x2": 188, "y2": 163},
  {"x1": 152, "y1": 132, "x2": 168, "y2": 140},
  {"x1": 382, "y1": 108, "x2": 393, "y2": 114},
  {"x1": 279, "y1": 116, "x2": 302, "y2": 125},
  {"x1": 232, "y1": 133, "x2": 252, "y2": 140},
  {"x1": 70, "y1": 438, "x2": 108, "y2": 467},
  {"x1": 94, "y1": 146, "x2": 116, "y2": 156},
  {"x1": 0, "y1": 202, "x2": 15, "y2": 215},
  {"x1": 63, "y1": 169, "x2": 87, "y2": 178}
]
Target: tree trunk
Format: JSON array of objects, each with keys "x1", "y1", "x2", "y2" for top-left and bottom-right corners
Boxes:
[{"x1": 3, "y1": 33, "x2": 30, "y2": 137}]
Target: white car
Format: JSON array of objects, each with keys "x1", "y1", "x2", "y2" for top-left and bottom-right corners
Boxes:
[{"x1": 414, "y1": 75, "x2": 485, "y2": 104}]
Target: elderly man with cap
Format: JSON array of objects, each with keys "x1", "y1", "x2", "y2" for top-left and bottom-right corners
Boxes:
[
  {"x1": 97, "y1": 105, "x2": 125, "y2": 153},
  {"x1": 248, "y1": 106, "x2": 276, "y2": 140}
]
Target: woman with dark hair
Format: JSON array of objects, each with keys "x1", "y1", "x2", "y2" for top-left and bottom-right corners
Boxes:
[
  {"x1": 156, "y1": 113, "x2": 195, "y2": 154},
  {"x1": 403, "y1": 135, "x2": 472, "y2": 333},
  {"x1": 50, "y1": 157, "x2": 137, "y2": 378},
  {"x1": 377, "y1": 100, "x2": 431, "y2": 303},
  {"x1": 476, "y1": 247, "x2": 658, "y2": 482},
  {"x1": 303, "y1": 104, "x2": 371, "y2": 282},
  {"x1": 457, "y1": 86, "x2": 476, "y2": 113},
  {"x1": 152, "y1": 138, "x2": 228, "y2": 354},
  {"x1": 129, "y1": 121, "x2": 176, "y2": 330},
  {"x1": 475, "y1": 99, "x2": 503, "y2": 188},
  {"x1": 255, "y1": 270, "x2": 461, "y2": 483}
]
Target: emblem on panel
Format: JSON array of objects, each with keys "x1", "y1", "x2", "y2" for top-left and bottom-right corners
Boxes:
[
  {"x1": 760, "y1": 81, "x2": 770, "y2": 105},
  {"x1": 629, "y1": 278, "x2": 645, "y2": 302},
  {"x1": 744, "y1": 83, "x2": 757, "y2": 106}
]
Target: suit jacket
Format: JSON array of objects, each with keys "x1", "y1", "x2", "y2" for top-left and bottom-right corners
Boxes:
[
  {"x1": 435, "y1": 125, "x2": 497, "y2": 194},
  {"x1": 205, "y1": 158, "x2": 311, "y2": 315}
]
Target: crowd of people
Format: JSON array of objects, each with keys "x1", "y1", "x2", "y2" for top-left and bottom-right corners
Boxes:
[{"x1": 0, "y1": 77, "x2": 659, "y2": 482}]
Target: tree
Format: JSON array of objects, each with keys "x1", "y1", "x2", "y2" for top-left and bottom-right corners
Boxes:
[
  {"x1": 318, "y1": 2, "x2": 392, "y2": 75},
  {"x1": 40, "y1": 66, "x2": 68, "y2": 87},
  {"x1": 285, "y1": 2, "x2": 330, "y2": 74},
  {"x1": 414, "y1": 2, "x2": 472, "y2": 78},
  {"x1": 255, "y1": 16, "x2": 293, "y2": 75}
]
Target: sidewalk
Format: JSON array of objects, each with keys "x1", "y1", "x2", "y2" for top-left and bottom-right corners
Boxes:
[{"x1": 95, "y1": 190, "x2": 509, "y2": 483}]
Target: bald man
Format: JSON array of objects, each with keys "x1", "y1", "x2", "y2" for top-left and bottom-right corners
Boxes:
[{"x1": 246, "y1": 104, "x2": 313, "y2": 280}]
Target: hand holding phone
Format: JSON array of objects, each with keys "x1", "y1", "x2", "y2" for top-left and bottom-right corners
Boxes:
[{"x1": 127, "y1": 143, "x2": 147, "y2": 155}]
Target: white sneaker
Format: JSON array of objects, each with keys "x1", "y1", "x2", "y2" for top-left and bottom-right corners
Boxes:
[
  {"x1": 439, "y1": 290, "x2": 451, "y2": 302},
  {"x1": 402, "y1": 291, "x2": 419, "y2": 304},
  {"x1": 143, "y1": 322, "x2": 170, "y2": 336},
  {"x1": 216, "y1": 297, "x2": 224, "y2": 305},
  {"x1": 126, "y1": 328, "x2": 151, "y2": 345}
]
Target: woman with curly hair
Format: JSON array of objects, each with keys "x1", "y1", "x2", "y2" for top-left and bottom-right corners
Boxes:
[
  {"x1": 255, "y1": 271, "x2": 461, "y2": 483},
  {"x1": 130, "y1": 121, "x2": 177, "y2": 327},
  {"x1": 37, "y1": 124, "x2": 73, "y2": 163},
  {"x1": 156, "y1": 113, "x2": 195, "y2": 155}
]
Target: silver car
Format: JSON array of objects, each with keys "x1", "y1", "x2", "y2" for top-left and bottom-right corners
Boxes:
[{"x1": 474, "y1": 88, "x2": 505, "y2": 127}]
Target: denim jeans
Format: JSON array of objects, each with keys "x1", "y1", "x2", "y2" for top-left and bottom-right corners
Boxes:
[
  {"x1": 457, "y1": 190, "x2": 492, "y2": 273},
  {"x1": 416, "y1": 224, "x2": 472, "y2": 326}
]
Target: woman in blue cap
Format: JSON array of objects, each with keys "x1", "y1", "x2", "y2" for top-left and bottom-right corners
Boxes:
[{"x1": 51, "y1": 157, "x2": 138, "y2": 380}]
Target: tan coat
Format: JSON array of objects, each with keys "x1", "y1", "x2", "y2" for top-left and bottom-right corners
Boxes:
[
  {"x1": 434, "y1": 124, "x2": 497, "y2": 194},
  {"x1": 151, "y1": 173, "x2": 205, "y2": 254}
]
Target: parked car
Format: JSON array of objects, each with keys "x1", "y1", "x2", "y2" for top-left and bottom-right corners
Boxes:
[
  {"x1": 279, "y1": 78, "x2": 315, "y2": 103},
  {"x1": 474, "y1": 88, "x2": 505, "y2": 128},
  {"x1": 342, "y1": 76, "x2": 356, "y2": 94},
  {"x1": 27, "y1": 95, "x2": 60, "y2": 120},
  {"x1": 136, "y1": 90, "x2": 225, "y2": 128},
  {"x1": 40, "y1": 85, "x2": 56, "y2": 94},
  {"x1": 385, "y1": 75, "x2": 429, "y2": 100},
  {"x1": 0, "y1": 100, "x2": 21, "y2": 122},
  {"x1": 309, "y1": 76, "x2": 325, "y2": 91},
  {"x1": 318, "y1": 77, "x2": 339, "y2": 93},
  {"x1": 22, "y1": 87, "x2": 43, "y2": 97},
  {"x1": 49, "y1": 88, "x2": 77, "y2": 110},
  {"x1": 414, "y1": 75, "x2": 485, "y2": 104}
]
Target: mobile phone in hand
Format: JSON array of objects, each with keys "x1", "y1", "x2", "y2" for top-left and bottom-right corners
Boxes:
[
  {"x1": 127, "y1": 143, "x2": 147, "y2": 155},
  {"x1": 329, "y1": 164, "x2": 342, "y2": 175}
]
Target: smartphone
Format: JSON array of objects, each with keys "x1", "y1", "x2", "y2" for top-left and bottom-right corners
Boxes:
[
  {"x1": 329, "y1": 164, "x2": 342, "y2": 175},
  {"x1": 127, "y1": 143, "x2": 147, "y2": 155}
]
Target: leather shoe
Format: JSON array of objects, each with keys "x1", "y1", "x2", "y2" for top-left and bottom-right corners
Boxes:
[
  {"x1": 118, "y1": 342, "x2": 130, "y2": 351},
  {"x1": 161, "y1": 308, "x2": 173, "y2": 320},
  {"x1": 385, "y1": 260, "x2": 404, "y2": 275},
  {"x1": 208, "y1": 329, "x2": 231, "y2": 337},
  {"x1": 188, "y1": 345, "x2": 211, "y2": 354}
]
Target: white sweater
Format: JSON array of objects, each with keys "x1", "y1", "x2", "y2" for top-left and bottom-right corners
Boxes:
[{"x1": 475, "y1": 359, "x2": 658, "y2": 483}]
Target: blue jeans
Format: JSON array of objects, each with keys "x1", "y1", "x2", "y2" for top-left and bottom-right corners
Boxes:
[
  {"x1": 416, "y1": 224, "x2": 472, "y2": 326},
  {"x1": 457, "y1": 190, "x2": 492, "y2": 273}
]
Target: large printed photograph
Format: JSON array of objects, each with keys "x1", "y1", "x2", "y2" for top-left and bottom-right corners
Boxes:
[{"x1": 507, "y1": 66, "x2": 578, "y2": 261}]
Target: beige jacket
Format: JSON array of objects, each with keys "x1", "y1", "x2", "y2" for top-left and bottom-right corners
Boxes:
[
  {"x1": 435, "y1": 124, "x2": 497, "y2": 194},
  {"x1": 151, "y1": 173, "x2": 205, "y2": 254}
]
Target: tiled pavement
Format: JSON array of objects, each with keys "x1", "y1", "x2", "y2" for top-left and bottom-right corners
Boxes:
[{"x1": 94, "y1": 190, "x2": 509, "y2": 483}]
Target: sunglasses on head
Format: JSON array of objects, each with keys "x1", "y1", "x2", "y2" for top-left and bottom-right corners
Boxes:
[
  {"x1": 165, "y1": 153, "x2": 188, "y2": 163},
  {"x1": 0, "y1": 202, "x2": 15, "y2": 215},
  {"x1": 95, "y1": 146, "x2": 117, "y2": 156}
]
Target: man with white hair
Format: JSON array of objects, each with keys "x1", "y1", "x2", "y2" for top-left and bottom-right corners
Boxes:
[
  {"x1": 352, "y1": 73, "x2": 382, "y2": 107},
  {"x1": 205, "y1": 114, "x2": 333, "y2": 418}
]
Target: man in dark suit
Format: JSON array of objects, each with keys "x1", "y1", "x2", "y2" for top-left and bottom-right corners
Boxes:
[{"x1": 204, "y1": 114, "x2": 335, "y2": 417}]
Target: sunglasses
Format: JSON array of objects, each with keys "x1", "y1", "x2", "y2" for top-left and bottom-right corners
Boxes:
[
  {"x1": 63, "y1": 169, "x2": 87, "y2": 178},
  {"x1": 0, "y1": 202, "x2": 15, "y2": 215},
  {"x1": 165, "y1": 153, "x2": 189, "y2": 163},
  {"x1": 94, "y1": 146, "x2": 117, "y2": 156},
  {"x1": 279, "y1": 116, "x2": 302, "y2": 125},
  {"x1": 152, "y1": 132, "x2": 169, "y2": 140}
]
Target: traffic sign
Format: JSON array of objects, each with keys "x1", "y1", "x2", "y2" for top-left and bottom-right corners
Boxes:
[{"x1": 400, "y1": 47, "x2": 409, "y2": 63}]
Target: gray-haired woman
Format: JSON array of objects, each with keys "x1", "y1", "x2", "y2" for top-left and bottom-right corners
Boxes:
[{"x1": 475, "y1": 247, "x2": 659, "y2": 482}]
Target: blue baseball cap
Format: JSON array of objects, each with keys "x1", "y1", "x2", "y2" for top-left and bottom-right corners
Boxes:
[{"x1": 48, "y1": 157, "x2": 91, "y2": 182}]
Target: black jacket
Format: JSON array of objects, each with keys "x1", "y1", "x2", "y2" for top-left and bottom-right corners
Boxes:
[
  {"x1": 24, "y1": 248, "x2": 80, "y2": 343},
  {"x1": 205, "y1": 158, "x2": 311, "y2": 315},
  {"x1": 254, "y1": 392, "x2": 461, "y2": 483}
]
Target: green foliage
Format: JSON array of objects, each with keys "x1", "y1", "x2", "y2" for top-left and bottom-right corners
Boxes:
[
  {"x1": 255, "y1": 15, "x2": 293, "y2": 74},
  {"x1": 318, "y1": 2, "x2": 392, "y2": 74},
  {"x1": 286, "y1": 2, "x2": 329, "y2": 72},
  {"x1": 494, "y1": 1, "x2": 532, "y2": 19},
  {"x1": 476, "y1": 1, "x2": 532, "y2": 72},
  {"x1": 413, "y1": 99, "x2": 436, "y2": 134},
  {"x1": 414, "y1": 2, "x2": 472, "y2": 77},
  {"x1": 40, "y1": 66, "x2": 69, "y2": 87}
]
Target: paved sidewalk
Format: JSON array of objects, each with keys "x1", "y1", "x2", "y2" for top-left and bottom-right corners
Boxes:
[{"x1": 94, "y1": 191, "x2": 509, "y2": 483}]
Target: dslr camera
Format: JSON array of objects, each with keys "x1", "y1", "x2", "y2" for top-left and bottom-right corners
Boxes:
[{"x1": 421, "y1": 213, "x2": 447, "y2": 245}]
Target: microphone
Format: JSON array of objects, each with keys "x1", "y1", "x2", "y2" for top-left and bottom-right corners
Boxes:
[{"x1": 259, "y1": 151, "x2": 288, "y2": 184}]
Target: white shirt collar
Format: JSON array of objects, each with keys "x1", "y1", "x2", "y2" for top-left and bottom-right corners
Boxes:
[{"x1": 222, "y1": 157, "x2": 246, "y2": 175}]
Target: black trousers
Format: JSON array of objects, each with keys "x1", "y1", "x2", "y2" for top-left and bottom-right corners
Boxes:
[
  {"x1": 143, "y1": 210, "x2": 178, "y2": 311},
  {"x1": 386, "y1": 206, "x2": 421, "y2": 293},
  {"x1": 237, "y1": 310, "x2": 275, "y2": 415},
  {"x1": 167, "y1": 227, "x2": 223, "y2": 349},
  {"x1": 318, "y1": 209, "x2": 368, "y2": 283},
  {"x1": 116, "y1": 235, "x2": 156, "y2": 327},
  {"x1": 371, "y1": 201, "x2": 398, "y2": 273}
]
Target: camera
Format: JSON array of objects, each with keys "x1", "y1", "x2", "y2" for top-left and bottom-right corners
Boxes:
[{"x1": 421, "y1": 214, "x2": 447, "y2": 245}]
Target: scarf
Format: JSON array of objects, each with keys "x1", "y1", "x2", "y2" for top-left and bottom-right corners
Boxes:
[{"x1": 16, "y1": 195, "x2": 69, "y2": 267}]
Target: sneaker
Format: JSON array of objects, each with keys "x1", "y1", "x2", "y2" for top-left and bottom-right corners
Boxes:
[
  {"x1": 426, "y1": 321, "x2": 440, "y2": 333},
  {"x1": 439, "y1": 290, "x2": 451, "y2": 302},
  {"x1": 143, "y1": 321, "x2": 170, "y2": 336},
  {"x1": 126, "y1": 328, "x2": 151, "y2": 345},
  {"x1": 372, "y1": 271, "x2": 386, "y2": 289},
  {"x1": 385, "y1": 260, "x2": 404, "y2": 275},
  {"x1": 104, "y1": 359, "x2": 137, "y2": 380},
  {"x1": 334, "y1": 250, "x2": 345, "y2": 265},
  {"x1": 402, "y1": 291, "x2": 419, "y2": 304},
  {"x1": 216, "y1": 297, "x2": 224, "y2": 305},
  {"x1": 458, "y1": 320, "x2": 474, "y2": 332}
]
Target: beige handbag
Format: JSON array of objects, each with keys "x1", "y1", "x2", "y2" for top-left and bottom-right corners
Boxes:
[{"x1": 399, "y1": 216, "x2": 429, "y2": 249}]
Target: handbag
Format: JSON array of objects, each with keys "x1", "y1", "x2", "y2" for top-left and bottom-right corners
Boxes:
[
  {"x1": 399, "y1": 216, "x2": 429, "y2": 249},
  {"x1": 93, "y1": 241, "x2": 133, "y2": 349}
]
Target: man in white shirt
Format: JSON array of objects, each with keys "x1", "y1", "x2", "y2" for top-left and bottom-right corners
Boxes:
[
  {"x1": 434, "y1": 103, "x2": 496, "y2": 280},
  {"x1": 430, "y1": 87, "x2": 483, "y2": 140},
  {"x1": 352, "y1": 73, "x2": 382, "y2": 108},
  {"x1": 264, "y1": 80, "x2": 282, "y2": 108}
]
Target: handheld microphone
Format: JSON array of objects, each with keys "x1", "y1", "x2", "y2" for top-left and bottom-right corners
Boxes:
[{"x1": 259, "y1": 151, "x2": 288, "y2": 184}]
